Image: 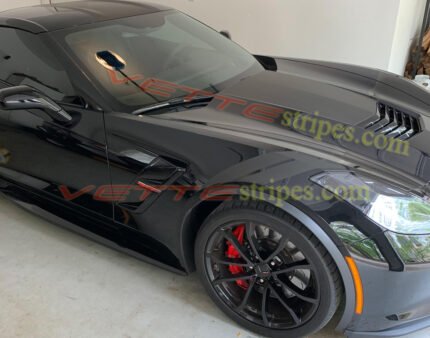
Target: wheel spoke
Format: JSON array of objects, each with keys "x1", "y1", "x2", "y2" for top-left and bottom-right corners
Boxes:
[
  {"x1": 261, "y1": 284, "x2": 270, "y2": 326},
  {"x1": 207, "y1": 252, "x2": 249, "y2": 267},
  {"x1": 236, "y1": 278, "x2": 256, "y2": 311},
  {"x1": 273, "y1": 259, "x2": 313, "y2": 275},
  {"x1": 213, "y1": 272, "x2": 256, "y2": 285},
  {"x1": 268, "y1": 283, "x2": 301, "y2": 325},
  {"x1": 264, "y1": 236, "x2": 288, "y2": 263},
  {"x1": 273, "y1": 276, "x2": 318, "y2": 304},
  {"x1": 222, "y1": 229, "x2": 253, "y2": 264},
  {"x1": 245, "y1": 222, "x2": 263, "y2": 262}
]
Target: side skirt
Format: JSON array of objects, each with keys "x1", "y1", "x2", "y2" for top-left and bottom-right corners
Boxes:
[{"x1": 0, "y1": 185, "x2": 187, "y2": 276}]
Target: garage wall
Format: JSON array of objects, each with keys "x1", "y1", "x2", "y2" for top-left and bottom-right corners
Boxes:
[
  {"x1": 0, "y1": 0, "x2": 85, "y2": 10},
  {"x1": 389, "y1": 0, "x2": 427, "y2": 74},
  {"x1": 1, "y1": 0, "x2": 427, "y2": 75},
  {"x1": 1, "y1": 0, "x2": 42, "y2": 11}
]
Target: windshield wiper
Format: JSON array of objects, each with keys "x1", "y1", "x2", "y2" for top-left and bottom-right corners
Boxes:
[{"x1": 132, "y1": 95, "x2": 214, "y2": 115}]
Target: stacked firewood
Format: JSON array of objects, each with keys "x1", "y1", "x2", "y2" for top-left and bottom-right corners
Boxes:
[{"x1": 405, "y1": 29, "x2": 430, "y2": 79}]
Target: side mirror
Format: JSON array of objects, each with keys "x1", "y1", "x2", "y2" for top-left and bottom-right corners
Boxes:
[
  {"x1": 0, "y1": 85, "x2": 72, "y2": 123},
  {"x1": 220, "y1": 30, "x2": 231, "y2": 39}
]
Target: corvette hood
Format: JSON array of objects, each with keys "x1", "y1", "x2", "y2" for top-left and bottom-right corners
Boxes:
[
  {"x1": 218, "y1": 58, "x2": 430, "y2": 124},
  {"x1": 157, "y1": 60, "x2": 430, "y2": 189}
]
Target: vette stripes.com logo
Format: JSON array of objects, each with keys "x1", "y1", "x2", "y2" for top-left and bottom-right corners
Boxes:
[
  {"x1": 59, "y1": 182, "x2": 371, "y2": 207},
  {"x1": 107, "y1": 70, "x2": 411, "y2": 157}
]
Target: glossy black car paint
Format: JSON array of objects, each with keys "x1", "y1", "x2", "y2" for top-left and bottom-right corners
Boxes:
[{"x1": 1, "y1": 2, "x2": 430, "y2": 337}]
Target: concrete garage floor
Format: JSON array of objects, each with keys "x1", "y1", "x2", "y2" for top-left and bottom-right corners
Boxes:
[{"x1": 0, "y1": 196, "x2": 428, "y2": 338}]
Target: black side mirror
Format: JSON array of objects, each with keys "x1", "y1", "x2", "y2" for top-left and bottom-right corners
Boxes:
[
  {"x1": 220, "y1": 30, "x2": 231, "y2": 39},
  {"x1": 0, "y1": 85, "x2": 72, "y2": 123}
]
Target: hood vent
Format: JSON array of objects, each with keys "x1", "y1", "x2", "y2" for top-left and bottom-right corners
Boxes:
[{"x1": 365, "y1": 103, "x2": 421, "y2": 140}]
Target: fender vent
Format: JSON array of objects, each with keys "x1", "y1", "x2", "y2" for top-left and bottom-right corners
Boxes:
[{"x1": 365, "y1": 103, "x2": 421, "y2": 140}]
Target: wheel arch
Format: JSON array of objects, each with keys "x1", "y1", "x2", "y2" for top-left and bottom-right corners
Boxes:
[{"x1": 179, "y1": 188, "x2": 356, "y2": 333}]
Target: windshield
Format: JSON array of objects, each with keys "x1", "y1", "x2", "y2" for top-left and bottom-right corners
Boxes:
[{"x1": 59, "y1": 10, "x2": 263, "y2": 112}]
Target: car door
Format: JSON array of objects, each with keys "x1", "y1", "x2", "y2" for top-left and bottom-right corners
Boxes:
[{"x1": 0, "y1": 28, "x2": 113, "y2": 223}]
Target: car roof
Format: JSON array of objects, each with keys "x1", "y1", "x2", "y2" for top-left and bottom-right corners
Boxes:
[{"x1": 0, "y1": 0, "x2": 171, "y2": 34}]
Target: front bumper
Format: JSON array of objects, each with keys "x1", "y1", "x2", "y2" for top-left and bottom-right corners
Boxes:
[
  {"x1": 344, "y1": 258, "x2": 430, "y2": 337},
  {"x1": 346, "y1": 316, "x2": 430, "y2": 337}
]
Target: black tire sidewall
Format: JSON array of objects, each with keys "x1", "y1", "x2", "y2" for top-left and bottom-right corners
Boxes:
[{"x1": 195, "y1": 207, "x2": 338, "y2": 338}]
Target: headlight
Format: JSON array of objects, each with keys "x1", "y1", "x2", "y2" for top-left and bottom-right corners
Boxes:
[
  {"x1": 311, "y1": 171, "x2": 430, "y2": 235},
  {"x1": 386, "y1": 232, "x2": 430, "y2": 264},
  {"x1": 330, "y1": 221, "x2": 385, "y2": 262},
  {"x1": 312, "y1": 172, "x2": 430, "y2": 264}
]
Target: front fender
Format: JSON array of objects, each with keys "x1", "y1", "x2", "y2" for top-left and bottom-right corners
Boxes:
[{"x1": 180, "y1": 187, "x2": 356, "y2": 334}]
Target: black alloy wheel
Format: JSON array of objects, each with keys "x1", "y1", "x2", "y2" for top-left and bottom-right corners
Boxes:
[{"x1": 195, "y1": 201, "x2": 343, "y2": 338}]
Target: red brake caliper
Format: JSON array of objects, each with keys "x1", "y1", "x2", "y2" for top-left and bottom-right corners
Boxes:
[{"x1": 225, "y1": 224, "x2": 249, "y2": 290}]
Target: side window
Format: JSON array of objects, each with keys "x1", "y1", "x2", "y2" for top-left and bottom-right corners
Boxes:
[{"x1": 0, "y1": 28, "x2": 75, "y2": 102}]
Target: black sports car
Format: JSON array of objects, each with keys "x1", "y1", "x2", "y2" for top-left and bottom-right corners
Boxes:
[{"x1": 1, "y1": 1, "x2": 430, "y2": 337}]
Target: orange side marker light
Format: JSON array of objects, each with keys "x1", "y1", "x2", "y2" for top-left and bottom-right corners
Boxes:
[{"x1": 345, "y1": 256, "x2": 364, "y2": 315}]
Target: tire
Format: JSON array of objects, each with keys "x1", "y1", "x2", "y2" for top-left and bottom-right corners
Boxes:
[{"x1": 195, "y1": 200, "x2": 343, "y2": 338}]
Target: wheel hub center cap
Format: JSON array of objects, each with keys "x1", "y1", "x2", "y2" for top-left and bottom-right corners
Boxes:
[{"x1": 255, "y1": 263, "x2": 271, "y2": 278}]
